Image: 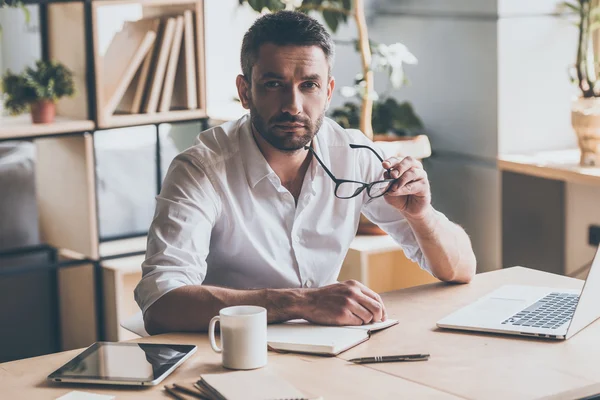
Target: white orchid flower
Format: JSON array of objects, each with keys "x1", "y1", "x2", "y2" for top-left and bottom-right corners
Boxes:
[
  {"x1": 340, "y1": 86, "x2": 358, "y2": 98},
  {"x1": 372, "y1": 42, "x2": 417, "y2": 89},
  {"x1": 282, "y1": 0, "x2": 303, "y2": 10}
]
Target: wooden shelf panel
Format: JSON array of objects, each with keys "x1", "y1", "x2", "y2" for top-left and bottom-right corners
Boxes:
[
  {"x1": 99, "y1": 236, "x2": 147, "y2": 258},
  {"x1": 350, "y1": 235, "x2": 401, "y2": 254},
  {"x1": 35, "y1": 134, "x2": 99, "y2": 259},
  {"x1": 498, "y1": 149, "x2": 600, "y2": 187},
  {"x1": 98, "y1": 108, "x2": 207, "y2": 128},
  {"x1": 101, "y1": 254, "x2": 145, "y2": 274},
  {"x1": 0, "y1": 115, "x2": 94, "y2": 140}
]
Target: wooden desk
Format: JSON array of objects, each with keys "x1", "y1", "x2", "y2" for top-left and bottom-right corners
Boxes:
[
  {"x1": 2, "y1": 267, "x2": 600, "y2": 399},
  {"x1": 498, "y1": 149, "x2": 600, "y2": 186}
]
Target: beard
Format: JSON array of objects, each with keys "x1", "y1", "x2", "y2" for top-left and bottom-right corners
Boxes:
[{"x1": 250, "y1": 105, "x2": 325, "y2": 152}]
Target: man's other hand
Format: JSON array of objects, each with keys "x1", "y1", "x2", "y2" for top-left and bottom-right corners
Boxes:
[{"x1": 300, "y1": 280, "x2": 387, "y2": 325}]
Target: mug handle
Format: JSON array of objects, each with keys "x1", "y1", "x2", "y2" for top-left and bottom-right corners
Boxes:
[{"x1": 208, "y1": 315, "x2": 222, "y2": 353}]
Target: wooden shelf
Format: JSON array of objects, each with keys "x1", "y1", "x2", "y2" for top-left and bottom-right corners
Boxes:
[
  {"x1": 0, "y1": 115, "x2": 94, "y2": 140},
  {"x1": 101, "y1": 255, "x2": 144, "y2": 341},
  {"x1": 349, "y1": 235, "x2": 402, "y2": 254},
  {"x1": 498, "y1": 149, "x2": 600, "y2": 187},
  {"x1": 98, "y1": 108, "x2": 207, "y2": 129},
  {"x1": 99, "y1": 236, "x2": 147, "y2": 258},
  {"x1": 92, "y1": 0, "x2": 207, "y2": 128},
  {"x1": 102, "y1": 254, "x2": 145, "y2": 274}
]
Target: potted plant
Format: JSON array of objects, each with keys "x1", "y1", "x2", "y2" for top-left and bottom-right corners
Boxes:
[
  {"x1": 561, "y1": 0, "x2": 600, "y2": 166},
  {"x1": 330, "y1": 40, "x2": 430, "y2": 157},
  {"x1": 1, "y1": 59, "x2": 75, "y2": 124}
]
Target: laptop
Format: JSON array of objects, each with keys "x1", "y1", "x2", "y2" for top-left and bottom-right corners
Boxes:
[{"x1": 437, "y1": 246, "x2": 600, "y2": 340}]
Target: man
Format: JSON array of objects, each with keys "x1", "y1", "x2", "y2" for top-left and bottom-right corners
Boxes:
[{"x1": 135, "y1": 11, "x2": 476, "y2": 334}]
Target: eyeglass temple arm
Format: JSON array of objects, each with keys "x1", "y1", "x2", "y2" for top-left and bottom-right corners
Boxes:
[
  {"x1": 304, "y1": 146, "x2": 338, "y2": 182},
  {"x1": 349, "y1": 143, "x2": 385, "y2": 163}
]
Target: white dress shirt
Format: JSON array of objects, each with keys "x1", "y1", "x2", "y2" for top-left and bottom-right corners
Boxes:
[{"x1": 135, "y1": 114, "x2": 445, "y2": 314}]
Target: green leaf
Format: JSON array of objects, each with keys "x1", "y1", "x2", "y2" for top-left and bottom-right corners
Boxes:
[
  {"x1": 342, "y1": 0, "x2": 352, "y2": 11},
  {"x1": 246, "y1": 0, "x2": 265, "y2": 12},
  {"x1": 18, "y1": 2, "x2": 30, "y2": 24},
  {"x1": 267, "y1": 0, "x2": 285, "y2": 11},
  {"x1": 322, "y1": 9, "x2": 340, "y2": 32},
  {"x1": 559, "y1": 1, "x2": 581, "y2": 13}
]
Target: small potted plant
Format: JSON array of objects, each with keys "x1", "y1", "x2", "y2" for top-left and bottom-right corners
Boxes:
[
  {"x1": 1, "y1": 59, "x2": 75, "y2": 124},
  {"x1": 561, "y1": 1, "x2": 600, "y2": 166}
]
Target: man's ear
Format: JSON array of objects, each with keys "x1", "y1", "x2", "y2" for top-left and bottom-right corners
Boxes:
[
  {"x1": 236, "y1": 74, "x2": 251, "y2": 110},
  {"x1": 326, "y1": 75, "x2": 335, "y2": 109}
]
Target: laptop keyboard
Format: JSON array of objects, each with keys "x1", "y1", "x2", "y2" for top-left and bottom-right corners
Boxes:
[{"x1": 501, "y1": 292, "x2": 579, "y2": 329}]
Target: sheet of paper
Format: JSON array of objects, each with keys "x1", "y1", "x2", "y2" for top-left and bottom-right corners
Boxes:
[
  {"x1": 55, "y1": 391, "x2": 115, "y2": 400},
  {"x1": 284, "y1": 318, "x2": 398, "y2": 331}
]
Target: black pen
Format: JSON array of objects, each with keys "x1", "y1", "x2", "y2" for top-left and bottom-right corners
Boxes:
[{"x1": 349, "y1": 353, "x2": 430, "y2": 364}]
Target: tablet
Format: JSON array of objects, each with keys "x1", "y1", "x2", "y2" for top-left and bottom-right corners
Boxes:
[{"x1": 47, "y1": 342, "x2": 197, "y2": 386}]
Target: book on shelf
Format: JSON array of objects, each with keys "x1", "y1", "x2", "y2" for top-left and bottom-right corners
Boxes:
[
  {"x1": 129, "y1": 20, "x2": 161, "y2": 114},
  {"x1": 171, "y1": 9, "x2": 198, "y2": 111},
  {"x1": 159, "y1": 15, "x2": 185, "y2": 113},
  {"x1": 144, "y1": 17, "x2": 177, "y2": 114},
  {"x1": 102, "y1": 18, "x2": 159, "y2": 119}
]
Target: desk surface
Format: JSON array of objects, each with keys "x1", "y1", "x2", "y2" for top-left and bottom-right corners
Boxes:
[
  {"x1": 498, "y1": 149, "x2": 600, "y2": 186},
  {"x1": 3, "y1": 267, "x2": 600, "y2": 400}
]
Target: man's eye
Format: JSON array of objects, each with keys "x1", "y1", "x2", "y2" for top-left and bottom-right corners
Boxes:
[
  {"x1": 265, "y1": 81, "x2": 282, "y2": 88},
  {"x1": 302, "y1": 82, "x2": 319, "y2": 89}
]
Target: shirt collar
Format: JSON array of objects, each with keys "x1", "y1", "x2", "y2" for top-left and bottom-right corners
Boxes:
[{"x1": 239, "y1": 115, "x2": 276, "y2": 188}]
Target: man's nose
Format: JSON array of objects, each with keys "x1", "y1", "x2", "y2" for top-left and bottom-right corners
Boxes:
[{"x1": 281, "y1": 87, "x2": 302, "y2": 115}]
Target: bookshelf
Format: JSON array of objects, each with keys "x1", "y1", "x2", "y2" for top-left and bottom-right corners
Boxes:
[
  {"x1": 0, "y1": 116, "x2": 95, "y2": 140},
  {"x1": 0, "y1": 0, "x2": 208, "y2": 356}
]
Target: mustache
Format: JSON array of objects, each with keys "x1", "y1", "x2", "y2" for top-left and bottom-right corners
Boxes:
[{"x1": 270, "y1": 113, "x2": 310, "y2": 125}]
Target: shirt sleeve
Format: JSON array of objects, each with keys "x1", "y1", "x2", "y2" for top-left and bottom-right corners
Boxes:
[
  {"x1": 354, "y1": 134, "x2": 448, "y2": 275},
  {"x1": 134, "y1": 152, "x2": 221, "y2": 315}
]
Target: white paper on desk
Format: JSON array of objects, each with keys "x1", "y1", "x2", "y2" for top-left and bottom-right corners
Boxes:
[
  {"x1": 284, "y1": 318, "x2": 398, "y2": 331},
  {"x1": 55, "y1": 391, "x2": 115, "y2": 400},
  {"x1": 268, "y1": 318, "x2": 399, "y2": 355}
]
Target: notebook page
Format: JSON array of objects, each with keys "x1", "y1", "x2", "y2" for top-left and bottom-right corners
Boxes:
[
  {"x1": 267, "y1": 325, "x2": 368, "y2": 354},
  {"x1": 283, "y1": 318, "x2": 398, "y2": 331},
  {"x1": 200, "y1": 369, "x2": 311, "y2": 400}
]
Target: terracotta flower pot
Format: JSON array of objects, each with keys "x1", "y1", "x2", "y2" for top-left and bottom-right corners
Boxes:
[
  {"x1": 571, "y1": 97, "x2": 600, "y2": 166},
  {"x1": 30, "y1": 100, "x2": 56, "y2": 124},
  {"x1": 356, "y1": 134, "x2": 432, "y2": 236}
]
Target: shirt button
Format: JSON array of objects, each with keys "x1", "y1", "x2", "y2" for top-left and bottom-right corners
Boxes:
[
  {"x1": 305, "y1": 280, "x2": 313, "y2": 288},
  {"x1": 294, "y1": 235, "x2": 301, "y2": 243}
]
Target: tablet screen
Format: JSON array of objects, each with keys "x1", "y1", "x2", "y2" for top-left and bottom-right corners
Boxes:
[{"x1": 48, "y1": 342, "x2": 196, "y2": 383}]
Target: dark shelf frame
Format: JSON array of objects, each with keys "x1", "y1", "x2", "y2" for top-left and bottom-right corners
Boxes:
[{"x1": 1, "y1": 0, "x2": 211, "y2": 356}]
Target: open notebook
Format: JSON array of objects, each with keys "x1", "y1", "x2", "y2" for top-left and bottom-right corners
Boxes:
[{"x1": 267, "y1": 319, "x2": 398, "y2": 356}]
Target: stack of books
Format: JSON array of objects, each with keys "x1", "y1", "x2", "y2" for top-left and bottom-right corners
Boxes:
[
  {"x1": 163, "y1": 369, "x2": 321, "y2": 400},
  {"x1": 101, "y1": 10, "x2": 199, "y2": 121}
]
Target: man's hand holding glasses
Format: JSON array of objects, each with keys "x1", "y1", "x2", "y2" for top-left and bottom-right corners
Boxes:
[
  {"x1": 304, "y1": 143, "x2": 432, "y2": 221},
  {"x1": 380, "y1": 155, "x2": 432, "y2": 221}
]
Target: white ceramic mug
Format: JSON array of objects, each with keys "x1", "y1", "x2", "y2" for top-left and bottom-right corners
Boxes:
[{"x1": 208, "y1": 305, "x2": 267, "y2": 370}]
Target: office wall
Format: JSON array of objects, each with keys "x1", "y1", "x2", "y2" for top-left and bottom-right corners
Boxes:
[
  {"x1": 359, "y1": 2, "x2": 501, "y2": 271},
  {"x1": 362, "y1": 0, "x2": 589, "y2": 273}
]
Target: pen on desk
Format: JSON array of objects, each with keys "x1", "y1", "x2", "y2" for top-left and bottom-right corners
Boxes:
[{"x1": 349, "y1": 353, "x2": 430, "y2": 364}]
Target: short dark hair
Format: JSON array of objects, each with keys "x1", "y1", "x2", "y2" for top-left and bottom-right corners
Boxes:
[{"x1": 240, "y1": 10, "x2": 335, "y2": 82}]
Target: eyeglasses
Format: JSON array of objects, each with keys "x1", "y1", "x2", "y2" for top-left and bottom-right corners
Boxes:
[{"x1": 304, "y1": 143, "x2": 395, "y2": 199}]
